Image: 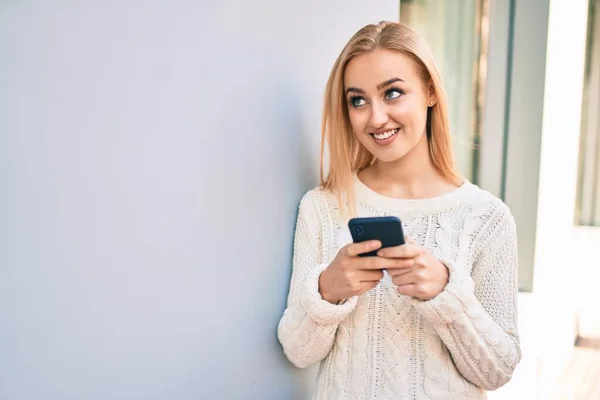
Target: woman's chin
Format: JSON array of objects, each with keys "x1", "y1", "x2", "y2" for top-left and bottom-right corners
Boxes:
[{"x1": 371, "y1": 148, "x2": 411, "y2": 164}]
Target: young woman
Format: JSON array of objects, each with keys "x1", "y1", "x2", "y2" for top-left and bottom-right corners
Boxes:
[{"x1": 278, "y1": 21, "x2": 521, "y2": 399}]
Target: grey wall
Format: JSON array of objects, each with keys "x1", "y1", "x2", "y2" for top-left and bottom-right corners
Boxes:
[
  {"x1": 479, "y1": 0, "x2": 550, "y2": 292},
  {"x1": 501, "y1": 0, "x2": 549, "y2": 292},
  {"x1": 0, "y1": 1, "x2": 398, "y2": 399}
]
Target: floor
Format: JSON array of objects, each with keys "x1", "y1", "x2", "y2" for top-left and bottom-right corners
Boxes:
[{"x1": 550, "y1": 338, "x2": 600, "y2": 399}]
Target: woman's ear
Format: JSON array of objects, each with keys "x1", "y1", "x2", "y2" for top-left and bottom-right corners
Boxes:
[{"x1": 428, "y1": 83, "x2": 437, "y2": 107}]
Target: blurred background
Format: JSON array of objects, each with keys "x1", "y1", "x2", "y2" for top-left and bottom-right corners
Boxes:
[{"x1": 1, "y1": 0, "x2": 598, "y2": 399}]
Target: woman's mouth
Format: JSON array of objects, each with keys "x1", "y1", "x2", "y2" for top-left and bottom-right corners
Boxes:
[{"x1": 371, "y1": 128, "x2": 399, "y2": 145}]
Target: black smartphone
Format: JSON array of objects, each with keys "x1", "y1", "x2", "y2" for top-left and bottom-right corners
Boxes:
[{"x1": 348, "y1": 216, "x2": 406, "y2": 257}]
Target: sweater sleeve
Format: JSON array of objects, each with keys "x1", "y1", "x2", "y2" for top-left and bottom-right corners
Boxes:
[
  {"x1": 277, "y1": 191, "x2": 358, "y2": 368},
  {"x1": 411, "y1": 206, "x2": 521, "y2": 391}
]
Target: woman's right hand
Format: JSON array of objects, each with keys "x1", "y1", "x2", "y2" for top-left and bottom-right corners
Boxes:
[{"x1": 318, "y1": 240, "x2": 410, "y2": 304}]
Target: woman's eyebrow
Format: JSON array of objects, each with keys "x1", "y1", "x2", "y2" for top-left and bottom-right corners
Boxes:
[
  {"x1": 376, "y1": 77, "x2": 404, "y2": 90},
  {"x1": 345, "y1": 77, "x2": 405, "y2": 95},
  {"x1": 345, "y1": 87, "x2": 364, "y2": 95}
]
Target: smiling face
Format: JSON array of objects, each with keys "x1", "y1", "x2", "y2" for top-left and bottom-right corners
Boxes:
[{"x1": 344, "y1": 48, "x2": 435, "y2": 163}]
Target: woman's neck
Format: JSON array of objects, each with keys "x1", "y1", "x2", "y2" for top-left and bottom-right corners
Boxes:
[{"x1": 359, "y1": 137, "x2": 459, "y2": 200}]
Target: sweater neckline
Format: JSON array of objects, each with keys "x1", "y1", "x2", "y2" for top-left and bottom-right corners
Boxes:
[{"x1": 353, "y1": 171, "x2": 477, "y2": 213}]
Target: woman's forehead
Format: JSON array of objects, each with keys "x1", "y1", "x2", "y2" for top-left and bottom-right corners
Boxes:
[{"x1": 344, "y1": 49, "x2": 420, "y2": 89}]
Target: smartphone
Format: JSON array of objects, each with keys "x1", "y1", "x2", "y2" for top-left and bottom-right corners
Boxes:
[{"x1": 348, "y1": 216, "x2": 406, "y2": 257}]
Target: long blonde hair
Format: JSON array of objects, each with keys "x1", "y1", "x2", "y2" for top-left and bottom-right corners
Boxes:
[{"x1": 320, "y1": 21, "x2": 461, "y2": 216}]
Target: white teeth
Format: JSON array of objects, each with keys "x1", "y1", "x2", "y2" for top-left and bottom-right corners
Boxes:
[{"x1": 373, "y1": 128, "x2": 398, "y2": 140}]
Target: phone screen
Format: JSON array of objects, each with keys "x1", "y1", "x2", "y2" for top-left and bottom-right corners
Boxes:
[{"x1": 348, "y1": 216, "x2": 406, "y2": 257}]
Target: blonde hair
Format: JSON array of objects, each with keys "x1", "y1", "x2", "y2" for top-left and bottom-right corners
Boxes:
[{"x1": 320, "y1": 21, "x2": 462, "y2": 216}]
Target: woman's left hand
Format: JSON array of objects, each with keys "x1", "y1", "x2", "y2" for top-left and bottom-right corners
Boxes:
[{"x1": 377, "y1": 238, "x2": 449, "y2": 300}]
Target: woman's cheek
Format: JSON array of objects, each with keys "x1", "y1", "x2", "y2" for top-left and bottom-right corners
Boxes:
[
  {"x1": 349, "y1": 110, "x2": 369, "y2": 133},
  {"x1": 389, "y1": 102, "x2": 413, "y2": 120}
]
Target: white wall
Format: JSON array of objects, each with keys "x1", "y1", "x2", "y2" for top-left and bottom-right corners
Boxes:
[
  {"x1": 490, "y1": 0, "x2": 599, "y2": 397},
  {"x1": 532, "y1": 3, "x2": 591, "y2": 396},
  {"x1": 0, "y1": 2, "x2": 399, "y2": 399}
]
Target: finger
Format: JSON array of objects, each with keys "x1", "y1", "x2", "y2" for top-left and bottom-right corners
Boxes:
[
  {"x1": 358, "y1": 269, "x2": 385, "y2": 282},
  {"x1": 345, "y1": 240, "x2": 382, "y2": 257},
  {"x1": 392, "y1": 272, "x2": 417, "y2": 287},
  {"x1": 397, "y1": 283, "x2": 418, "y2": 297},
  {"x1": 356, "y1": 256, "x2": 411, "y2": 270},
  {"x1": 377, "y1": 244, "x2": 424, "y2": 259},
  {"x1": 413, "y1": 254, "x2": 428, "y2": 268},
  {"x1": 405, "y1": 236, "x2": 416, "y2": 245},
  {"x1": 386, "y1": 258, "x2": 415, "y2": 272},
  {"x1": 359, "y1": 280, "x2": 379, "y2": 294},
  {"x1": 387, "y1": 263, "x2": 414, "y2": 277}
]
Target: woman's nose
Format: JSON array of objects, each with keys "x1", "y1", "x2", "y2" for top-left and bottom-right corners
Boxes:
[{"x1": 368, "y1": 103, "x2": 389, "y2": 129}]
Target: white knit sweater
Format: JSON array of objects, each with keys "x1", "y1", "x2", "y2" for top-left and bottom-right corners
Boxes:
[{"x1": 277, "y1": 175, "x2": 521, "y2": 399}]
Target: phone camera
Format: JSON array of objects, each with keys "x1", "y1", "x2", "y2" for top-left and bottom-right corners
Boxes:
[{"x1": 354, "y1": 225, "x2": 364, "y2": 236}]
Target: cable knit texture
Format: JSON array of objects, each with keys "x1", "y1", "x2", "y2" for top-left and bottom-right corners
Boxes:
[{"x1": 277, "y1": 175, "x2": 521, "y2": 399}]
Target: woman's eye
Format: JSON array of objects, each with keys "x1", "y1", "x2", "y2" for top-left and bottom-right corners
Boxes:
[
  {"x1": 385, "y1": 89, "x2": 403, "y2": 100},
  {"x1": 350, "y1": 97, "x2": 367, "y2": 107}
]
